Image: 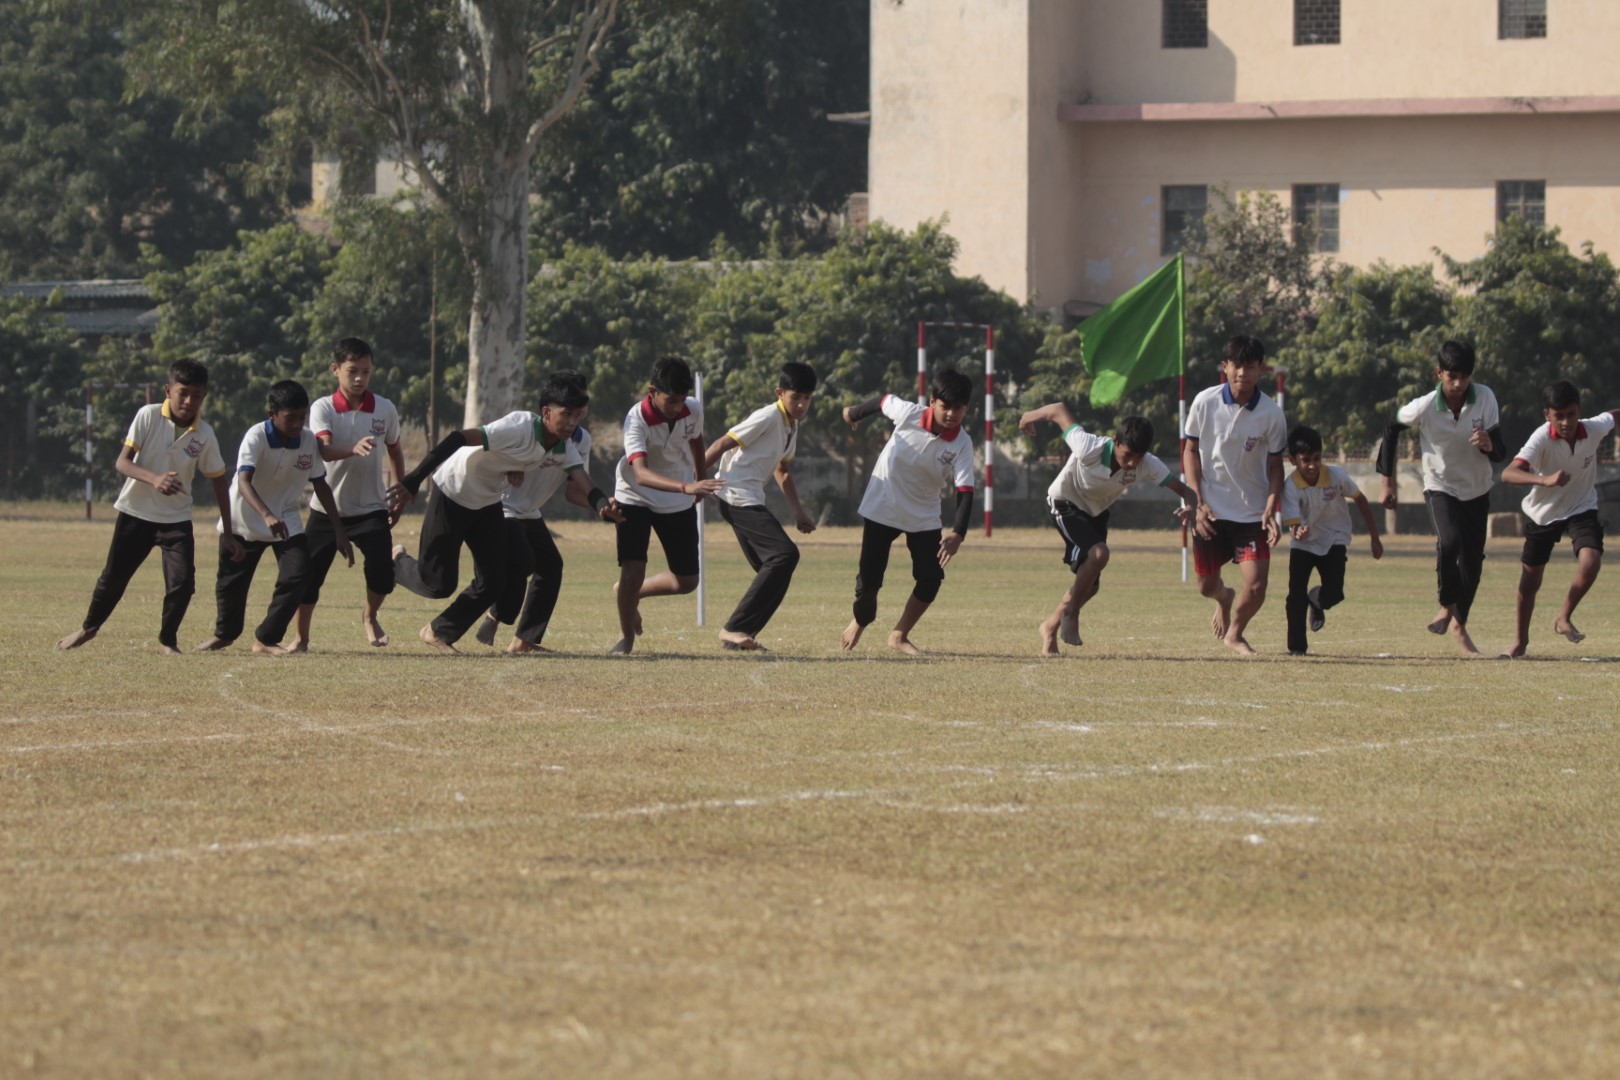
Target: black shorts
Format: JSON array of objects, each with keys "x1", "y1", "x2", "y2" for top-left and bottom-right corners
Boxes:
[
  {"x1": 1521, "y1": 509, "x2": 1604, "y2": 567},
  {"x1": 616, "y1": 504, "x2": 701, "y2": 576},
  {"x1": 1048, "y1": 499, "x2": 1110, "y2": 570}
]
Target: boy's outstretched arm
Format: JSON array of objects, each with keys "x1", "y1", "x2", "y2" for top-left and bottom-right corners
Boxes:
[
  {"x1": 388, "y1": 426, "x2": 480, "y2": 511},
  {"x1": 1165, "y1": 476, "x2": 1198, "y2": 524},
  {"x1": 1374, "y1": 416, "x2": 1409, "y2": 508},
  {"x1": 310, "y1": 477, "x2": 354, "y2": 566},
  {"x1": 1352, "y1": 492, "x2": 1384, "y2": 559},
  {"x1": 774, "y1": 462, "x2": 815, "y2": 533},
  {"x1": 1017, "y1": 402, "x2": 1077, "y2": 437},
  {"x1": 315, "y1": 433, "x2": 375, "y2": 462},
  {"x1": 1264, "y1": 453, "x2": 1285, "y2": 547},
  {"x1": 210, "y1": 473, "x2": 246, "y2": 561},
  {"x1": 385, "y1": 439, "x2": 409, "y2": 524},
  {"x1": 843, "y1": 395, "x2": 886, "y2": 429},
  {"x1": 703, "y1": 434, "x2": 738, "y2": 470},
  {"x1": 1502, "y1": 458, "x2": 1569, "y2": 489},
  {"x1": 1181, "y1": 438, "x2": 1214, "y2": 540},
  {"x1": 629, "y1": 452, "x2": 724, "y2": 498},
  {"x1": 115, "y1": 443, "x2": 182, "y2": 495},
  {"x1": 564, "y1": 467, "x2": 624, "y2": 523}
]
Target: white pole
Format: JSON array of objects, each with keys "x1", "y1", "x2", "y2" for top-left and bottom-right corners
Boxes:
[
  {"x1": 694, "y1": 372, "x2": 706, "y2": 627},
  {"x1": 1178, "y1": 386, "x2": 1188, "y2": 584},
  {"x1": 982, "y1": 330, "x2": 994, "y2": 536},
  {"x1": 916, "y1": 322, "x2": 927, "y2": 405},
  {"x1": 84, "y1": 387, "x2": 94, "y2": 521}
]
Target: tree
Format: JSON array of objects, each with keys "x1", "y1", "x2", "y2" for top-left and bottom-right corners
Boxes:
[
  {"x1": 0, "y1": 0, "x2": 281, "y2": 282},
  {"x1": 136, "y1": 0, "x2": 629, "y2": 427},
  {"x1": 0, "y1": 296, "x2": 92, "y2": 498}
]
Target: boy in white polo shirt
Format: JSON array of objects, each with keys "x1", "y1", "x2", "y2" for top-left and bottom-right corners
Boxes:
[
  {"x1": 1375, "y1": 340, "x2": 1507, "y2": 656},
  {"x1": 702, "y1": 361, "x2": 819, "y2": 652},
  {"x1": 196, "y1": 380, "x2": 353, "y2": 655},
  {"x1": 293, "y1": 337, "x2": 407, "y2": 650},
  {"x1": 1182, "y1": 335, "x2": 1288, "y2": 656},
  {"x1": 1019, "y1": 402, "x2": 1197, "y2": 657},
  {"x1": 611, "y1": 356, "x2": 723, "y2": 656},
  {"x1": 839, "y1": 368, "x2": 977, "y2": 656},
  {"x1": 57, "y1": 358, "x2": 241, "y2": 655},
  {"x1": 1280, "y1": 425, "x2": 1384, "y2": 657},
  {"x1": 1498, "y1": 379, "x2": 1620, "y2": 657},
  {"x1": 388, "y1": 390, "x2": 596, "y2": 654}
]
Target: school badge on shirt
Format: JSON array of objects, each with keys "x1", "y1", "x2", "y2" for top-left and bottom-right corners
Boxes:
[
  {"x1": 1243, "y1": 436, "x2": 1259, "y2": 452},
  {"x1": 371, "y1": 418, "x2": 388, "y2": 436},
  {"x1": 296, "y1": 453, "x2": 314, "y2": 471},
  {"x1": 184, "y1": 437, "x2": 205, "y2": 458},
  {"x1": 937, "y1": 448, "x2": 958, "y2": 466}
]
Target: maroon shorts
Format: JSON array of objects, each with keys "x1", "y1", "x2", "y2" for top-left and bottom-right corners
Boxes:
[{"x1": 1192, "y1": 519, "x2": 1270, "y2": 577}]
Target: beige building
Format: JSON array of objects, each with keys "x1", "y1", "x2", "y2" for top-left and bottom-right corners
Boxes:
[{"x1": 870, "y1": 0, "x2": 1620, "y2": 311}]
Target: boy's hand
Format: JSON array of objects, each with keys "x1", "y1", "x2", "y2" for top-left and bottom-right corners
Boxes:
[
  {"x1": 336, "y1": 536, "x2": 355, "y2": 567},
  {"x1": 386, "y1": 483, "x2": 416, "y2": 515},
  {"x1": 1469, "y1": 427, "x2": 1494, "y2": 454},
  {"x1": 1370, "y1": 534, "x2": 1385, "y2": 560},
  {"x1": 938, "y1": 532, "x2": 963, "y2": 568},
  {"x1": 842, "y1": 405, "x2": 861, "y2": 430},
  {"x1": 795, "y1": 509, "x2": 816, "y2": 534},
  {"x1": 505, "y1": 471, "x2": 525, "y2": 486},
  {"x1": 598, "y1": 497, "x2": 625, "y2": 524},
  {"x1": 1018, "y1": 411, "x2": 1041, "y2": 437},
  {"x1": 688, "y1": 477, "x2": 725, "y2": 500},
  {"x1": 1194, "y1": 501, "x2": 1217, "y2": 540},
  {"x1": 153, "y1": 470, "x2": 183, "y2": 496},
  {"x1": 351, "y1": 436, "x2": 376, "y2": 458},
  {"x1": 1291, "y1": 524, "x2": 1312, "y2": 542},
  {"x1": 1380, "y1": 479, "x2": 1397, "y2": 509},
  {"x1": 1263, "y1": 514, "x2": 1282, "y2": 548},
  {"x1": 1545, "y1": 469, "x2": 1572, "y2": 488},
  {"x1": 223, "y1": 535, "x2": 247, "y2": 562},
  {"x1": 1172, "y1": 504, "x2": 1193, "y2": 525},
  {"x1": 265, "y1": 514, "x2": 289, "y2": 541}
]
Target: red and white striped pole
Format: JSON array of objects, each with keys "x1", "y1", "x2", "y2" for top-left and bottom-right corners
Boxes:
[
  {"x1": 983, "y1": 326, "x2": 994, "y2": 536},
  {"x1": 1274, "y1": 367, "x2": 1287, "y2": 413},
  {"x1": 84, "y1": 385, "x2": 94, "y2": 521},
  {"x1": 915, "y1": 322, "x2": 927, "y2": 405}
]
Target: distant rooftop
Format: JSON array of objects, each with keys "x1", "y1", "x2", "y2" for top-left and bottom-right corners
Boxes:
[
  {"x1": 1, "y1": 279, "x2": 152, "y2": 302},
  {"x1": 1, "y1": 279, "x2": 158, "y2": 337}
]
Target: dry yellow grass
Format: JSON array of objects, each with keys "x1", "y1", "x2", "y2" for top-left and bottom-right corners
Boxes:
[{"x1": 4, "y1": 505, "x2": 1619, "y2": 1077}]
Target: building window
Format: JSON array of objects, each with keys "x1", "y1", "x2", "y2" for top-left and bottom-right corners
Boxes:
[
  {"x1": 1293, "y1": 184, "x2": 1340, "y2": 253},
  {"x1": 1497, "y1": 180, "x2": 1546, "y2": 227},
  {"x1": 1163, "y1": 0, "x2": 1208, "y2": 49},
  {"x1": 1500, "y1": 0, "x2": 1547, "y2": 39},
  {"x1": 1162, "y1": 186, "x2": 1208, "y2": 255},
  {"x1": 1295, "y1": 0, "x2": 1340, "y2": 45}
]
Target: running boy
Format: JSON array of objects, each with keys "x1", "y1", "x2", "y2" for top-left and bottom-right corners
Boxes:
[
  {"x1": 56, "y1": 358, "x2": 241, "y2": 654},
  {"x1": 1019, "y1": 403, "x2": 1197, "y2": 657},
  {"x1": 1375, "y1": 340, "x2": 1507, "y2": 656},
  {"x1": 474, "y1": 371, "x2": 623, "y2": 655},
  {"x1": 1182, "y1": 335, "x2": 1288, "y2": 656},
  {"x1": 839, "y1": 368, "x2": 976, "y2": 656},
  {"x1": 1497, "y1": 380, "x2": 1619, "y2": 658},
  {"x1": 1280, "y1": 425, "x2": 1384, "y2": 657},
  {"x1": 611, "y1": 356, "x2": 722, "y2": 655},
  {"x1": 196, "y1": 380, "x2": 353, "y2": 655},
  {"x1": 292, "y1": 337, "x2": 407, "y2": 650},
  {"x1": 702, "y1": 361, "x2": 819, "y2": 652},
  {"x1": 388, "y1": 386, "x2": 600, "y2": 655}
]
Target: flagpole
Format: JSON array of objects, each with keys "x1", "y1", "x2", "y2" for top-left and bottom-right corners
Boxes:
[
  {"x1": 1176, "y1": 255, "x2": 1189, "y2": 583},
  {"x1": 695, "y1": 371, "x2": 706, "y2": 627}
]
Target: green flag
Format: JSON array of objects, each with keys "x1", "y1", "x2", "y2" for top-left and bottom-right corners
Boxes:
[{"x1": 1079, "y1": 254, "x2": 1184, "y2": 408}]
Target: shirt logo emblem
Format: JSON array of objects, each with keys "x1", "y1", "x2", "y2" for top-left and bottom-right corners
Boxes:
[
  {"x1": 371, "y1": 419, "x2": 387, "y2": 436},
  {"x1": 1584, "y1": 455, "x2": 1594, "y2": 468},
  {"x1": 1243, "y1": 436, "x2": 1258, "y2": 451},
  {"x1": 1119, "y1": 469, "x2": 1137, "y2": 484},
  {"x1": 183, "y1": 438, "x2": 204, "y2": 458},
  {"x1": 937, "y1": 448, "x2": 958, "y2": 466},
  {"x1": 1324, "y1": 488, "x2": 1339, "y2": 501},
  {"x1": 296, "y1": 454, "x2": 314, "y2": 470}
]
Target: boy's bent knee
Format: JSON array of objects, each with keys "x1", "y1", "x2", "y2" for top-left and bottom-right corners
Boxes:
[{"x1": 673, "y1": 575, "x2": 700, "y2": 594}]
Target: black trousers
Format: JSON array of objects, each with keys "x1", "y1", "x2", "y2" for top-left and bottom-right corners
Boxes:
[
  {"x1": 853, "y1": 517, "x2": 943, "y2": 628},
  {"x1": 1426, "y1": 491, "x2": 1490, "y2": 623},
  {"x1": 1285, "y1": 545, "x2": 1347, "y2": 655},
  {"x1": 718, "y1": 502, "x2": 800, "y2": 637},
  {"x1": 302, "y1": 509, "x2": 395, "y2": 603},
  {"x1": 214, "y1": 533, "x2": 311, "y2": 646},
  {"x1": 499, "y1": 518, "x2": 562, "y2": 645},
  {"x1": 393, "y1": 492, "x2": 514, "y2": 644},
  {"x1": 82, "y1": 511, "x2": 196, "y2": 649}
]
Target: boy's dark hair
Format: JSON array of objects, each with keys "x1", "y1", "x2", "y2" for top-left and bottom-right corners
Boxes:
[
  {"x1": 334, "y1": 337, "x2": 373, "y2": 365},
  {"x1": 778, "y1": 362, "x2": 818, "y2": 394},
  {"x1": 1288, "y1": 425, "x2": 1324, "y2": 457},
  {"x1": 267, "y1": 380, "x2": 310, "y2": 413},
  {"x1": 929, "y1": 367, "x2": 973, "y2": 408},
  {"x1": 1543, "y1": 379, "x2": 1581, "y2": 411},
  {"x1": 540, "y1": 369, "x2": 590, "y2": 410},
  {"x1": 649, "y1": 356, "x2": 694, "y2": 398},
  {"x1": 1222, "y1": 335, "x2": 1266, "y2": 367},
  {"x1": 168, "y1": 358, "x2": 209, "y2": 388},
  {"x1": 1115, "y1": 415, "x2": 1154, "y2": 455},
  {"x1": 1437, "y1": 339, "x2": 1477, "y2": 375}
]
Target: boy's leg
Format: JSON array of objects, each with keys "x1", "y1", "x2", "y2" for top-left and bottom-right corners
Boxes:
[
  {"x1": 154, "y1": 520, "x2": 197, "y2": 654},
  {"x1": 1318, "y1": 546, "x2": 1348, "y2": 610},
  {"x1": 1554, "y1": 513, "x2": 1603, "y2": 643},
  {"x1": 1193, "y1": 526, "x2": 1237, "y2": 640},
  {"x1": 718, "y1": 503, "x2": 798, "y2": 646},
  {"x1": 1042, "y1": 503, "x2": 1106, "y2": 654},
  {"x1": 889, "y1": 527, "x2": 945, "y2": 655},
  {"x1": 62, "y1": 512, "x2": 159, "y2": 648},
  {"x1": 1222, "y1": 523, "x2": 1270, "y2": 656},
  {"x1": 350, "y1": 513, "x2": 397, "y2": 647},
  {"x1": 1454, "y1": 493, "x2": 1490, "y2": 625},
  {"x1": 1504, "y1": 562, "x2": 1544, "y2": 658},
  {"x1": 510, "y1": 519, "x2": 564, "y2": 651},
  {"x1": 638, "y1": 508, "x2": 702, "y2": 599},
  {"x1": 294, "y1": 510, "x2": 340, "y2": 650},
  {"x1": 394, "y1": 491, "x2": 464, "y2": 600},
  {"x1": 1424, "y1": 491, "x2": 1481, "y2": 654},
  {"x1": 427, "y1": 503, "x2": 510, "y2": 648},
  {"x1": 199, "y1": 537, "x2": 265, "y2": 649},
  {"x1": 843, "y1": 518, "x2": 901, "y2": 650},
  {"x1": 611, "y1": 506, "x2": 655, "y2": 654},
  {"x1": 253, "y1": 535, "x2": 312, "y2": 653},
  {"x1": 1284, "y1": 547, "x2": 1314, "y2": 656}
]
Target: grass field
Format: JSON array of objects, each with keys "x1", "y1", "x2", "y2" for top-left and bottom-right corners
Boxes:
[{"x1": 5, "y1": 503, "x2": 1619, "y2": 1077}]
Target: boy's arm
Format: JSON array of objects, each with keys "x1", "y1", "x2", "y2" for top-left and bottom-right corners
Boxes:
[
  {"x1": 1164, "y1": 476, "x2": 1199, "y2": 524},
  {"x1": 1181, "y1": 439, "x2": 1214, "y2": 539},
  {"x1": 389, "y1": 426, "x2": 481, "y2": 509},
  {"x1": 210, "y1": 474, "x2": 246, "y2": 561},
  {"x1": 236, "y1": 471, "x2": 287, "y2": 540},
  {"x1": 774, "y1": 462, "x2": 815, "y2": 533},
  {"x1": 310, "y1": 477, "x2": 354, "y2": 565},
  {"x1": 629, "y1": 451, "x2": 724, "y2": 497},
  {"x1": 1263, "y1": 453, "x2": 1285, "y2": 547},
  {"x1": 843, "y1": 395, "x2": 886, "y2": 428},
  {"x1": 115, "y1": 443, "x2": 183, "y2": 495},
  {"x1": 565, "y1": 467, "x2": 624, "y2": 523},
  {"x1": 1501, "y1": 459, "x2": 1569, "y2": 488},
  {"x1": 1352, "y1": 492, "x2": 1384, "y2": 559},
  {"x1": 1374, "y1": 415, "x2": 1410, "y2": 507},
  {"x1": 704, "y1": 434, "x2": 739, "y2": 470},
  {"x1": 385, "y1": 439, "x2": 410, "y2": 524},
  {"x1": 316, "y1": 432, "x2": 375, "y2": 462},
  {"x1": 1017, "y1": 402, "x2": 1076, "y2": 437}
]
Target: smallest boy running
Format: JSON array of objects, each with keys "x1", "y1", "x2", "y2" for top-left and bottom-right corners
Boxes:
[
  {"x1": 1498, "y1": 380, "x2": 1619, "y2": 658},
  {"x1": 1280, "y1": 425, "x2": 1384, "y2": 657}
]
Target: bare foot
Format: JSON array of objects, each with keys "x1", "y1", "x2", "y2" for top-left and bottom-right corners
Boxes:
[
  {"x1": 285, "y1": 638, "x2": 309, "y2": 654},
  {"x1": 612, "y1": 582, "x2": 644, "y2": 636},
  {"x1": 363, "y1": 612, "x2": 390, "y2": 647},
  {"x1": 418, "y1": 624, "x2": 460, "y2": 655},
  {"x1": 507, "y1": 639, "x2": 551, "y2": 656},
  {"x1": 1498, "y1": 642, "x2": 1528, "y2": 659},
  {"x1": 1059, "y1": 612, "x2": 1082, "y2": 647},
  {"x1": 475, "y1": 614, "x2": 499, "y2": 647},
  {"x1": 608, "y1": 637, "x2": 634, "y2": 655},
  {"x1": 1448, "y1": 619, "x2": 1480, "y2": 657},
  {"x1": 1038, "y1": 616, "x2": 1060, "y2": 657},
  {"x1": 55, "y1": 627, "x2": 98, "y2": 650},
  {"x1": 158, "y1": 643, "x2": 182, "y2": 656},
  {"x1": 1211, "y1": 586, "x2": 1235, "y2": 639},
  {"x1": 887, "y1": 630, "x2": 922, "y2": 656},
  {"x1": 840, "y1": 619, "x2": 865, "y2": 652},
  {"x1": 1222, "y1": 633, "x2": 1257, "y2": 657},
  {"x1": 194, "y1": 636, "x2": 233, "y2": 652},
  {"x1": 1553, "y1": 618, "x2": 1585, "y2": 644},
  {"x1": 1427, "y1": 609, "x2": 1452, "y2": 635},
  {"x1": 719, "y1": 630, "x2": 763, "y2": 651},
  {"x1": 252, "y1": 639, "x2": 291, "y2": 656},
  {"x1": 391, "y1": 543, "x2": 407, "y2": 560}
]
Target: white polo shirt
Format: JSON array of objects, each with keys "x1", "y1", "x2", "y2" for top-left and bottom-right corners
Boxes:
[
  {"x1": 309, "y1": 390, "x2": 400, "y2": 517},
  {"x1": 114, "y1": 401, "x2": 229, "y2": 525},
  {"x1": 1282, "y1": 464, "x2": 1361, "y2": 556},
  {"x1": 1512, "y1": 413, "x2": 1617, "y2": 525},
  {"x1": 615, "y1": 397, "x2": 704, "y2": 513},
  {"x1": 220, "y1": 420, "x2": 326, "y2": 542},
  {"x1": 435, "y1": 411, "x2": 580, "y2": 510},
  {"x1": 1047, "y1": 424, "x2": 1172, "y2": 516},
  {"x1": 858, "y1": 395, "x2": 977, "y2": 534},
  {"x1": 717, "y1": 400, "x2": 798, "y2": 508},
  {"x1": 503, "y1": 426, "x2": 591, "y2": 520},
  {"x1": 1183, "y1": 384, "x2": 1288, "y2": 523},
  {"x1": 1395, "y1": 383, "x2": 1500, "y2": 502}
]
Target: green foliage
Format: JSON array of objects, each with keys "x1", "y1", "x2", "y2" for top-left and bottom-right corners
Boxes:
[{"x1": 0, "y1": 296, "x2": 93, "y2": 497}]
